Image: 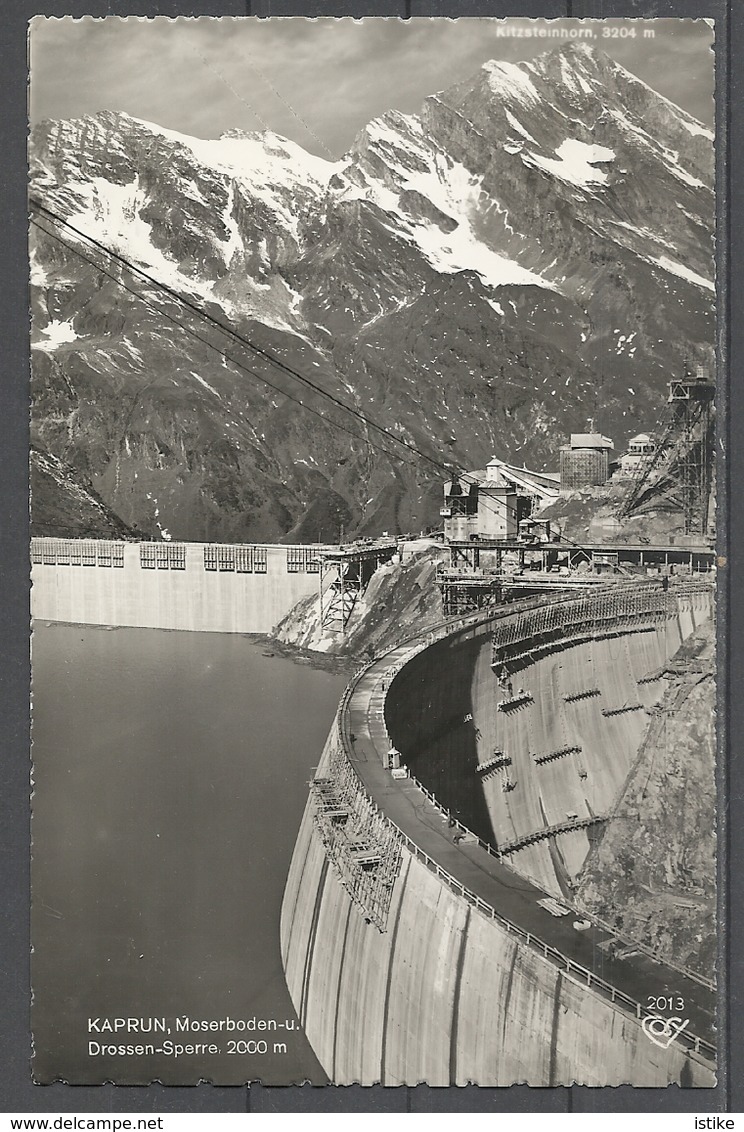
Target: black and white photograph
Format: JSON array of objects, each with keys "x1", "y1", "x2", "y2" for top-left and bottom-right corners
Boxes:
[{"x1": 28, "y1": 15, "x2": 718, "y2": 1088}]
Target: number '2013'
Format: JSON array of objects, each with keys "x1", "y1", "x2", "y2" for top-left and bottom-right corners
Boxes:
[{"x1": 647, "y1": 995, "x2": 685, "y2": 1012}]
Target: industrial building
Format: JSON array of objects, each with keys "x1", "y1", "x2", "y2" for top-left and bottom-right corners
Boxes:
[
  {"x1": 559, "y1": 423, "x2": 614, "y2": 490},
  {"x1": 436, "y1": 391, "x2": 714, "y2": 617},
  {"x1": 441, "y1": 457, "x2": 559, "y2": 542},
  {"x1": 616, "y1": 433, "x2": 658, "y2": 478}
]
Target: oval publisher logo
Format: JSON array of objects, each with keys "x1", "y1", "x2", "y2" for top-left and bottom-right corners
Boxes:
[{"x1": 641, "y1": 1014, "x2": 691, "y2": 1049}]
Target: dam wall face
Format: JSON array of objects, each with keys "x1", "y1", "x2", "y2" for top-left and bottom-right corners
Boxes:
[
  {"x1": 30, "y1": 538, "x2": 325, "y2": 634},
  {"x1": 385, "y1": 586, "x2": 713, "y2": 898},
  {"x1": 281, "y1": 584, "x2": 715, "y2": 1086}
]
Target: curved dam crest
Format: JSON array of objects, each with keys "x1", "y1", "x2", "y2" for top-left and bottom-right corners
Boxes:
[
  {"x1": 386, "y1": 601, "x2": 686, "y2": 899},
  {"x1": 280, "y1": 582, "x2": 715, "y2": 1086}
]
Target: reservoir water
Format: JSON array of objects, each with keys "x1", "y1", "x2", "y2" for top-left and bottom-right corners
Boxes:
[{"x1": 31, "y1": 622, "x2": 347, "y2": 1085}]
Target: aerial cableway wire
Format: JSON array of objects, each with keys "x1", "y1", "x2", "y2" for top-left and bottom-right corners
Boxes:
[
  {"x1": 29, "y1": 202, "x2": 511, "y2": 523},
  {"x1": 29, "y1": 217, "x2": 425, "y2": 475},
  {"x1": 30, "y1": 197, "x2": 595, "y2": 557},
  {"x1": 31, "y1": 213, "x2": 557, "y2": 550},
  {"x1": 30, "y1": 198, "x2": 453, "y2": 477},
  {"x1": 29, "y1": 201, "x2": 597, "y2": 557}
]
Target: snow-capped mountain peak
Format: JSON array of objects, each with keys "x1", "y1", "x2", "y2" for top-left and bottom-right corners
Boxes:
[{"x1": 29, "y1": 43, "x2": 714, "y2": 543}]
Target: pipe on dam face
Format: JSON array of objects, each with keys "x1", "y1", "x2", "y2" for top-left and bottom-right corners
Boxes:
[{"x1": 280, "y1": 582, "x2": 715, "y2": 1086}]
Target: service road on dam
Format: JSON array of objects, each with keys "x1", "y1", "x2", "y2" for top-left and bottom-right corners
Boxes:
[{"x1": 343, "y1": 628, "x2": 715, "y2": 1054}]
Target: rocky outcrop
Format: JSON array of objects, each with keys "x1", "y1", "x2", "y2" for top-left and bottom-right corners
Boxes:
[
  {"x1": 30, "y1": 448, "x2": 139, "y2": 539},
  {"x1": 272, "y1": 540, "x2": 443, "y2": 656},
  {"x1": 575, "y1": 622, "x2": 716, "y2": 977}
]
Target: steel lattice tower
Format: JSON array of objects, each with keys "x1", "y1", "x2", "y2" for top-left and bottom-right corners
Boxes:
[{"x1": 619, "y1": 366, "x2": 715, "y2": 536}]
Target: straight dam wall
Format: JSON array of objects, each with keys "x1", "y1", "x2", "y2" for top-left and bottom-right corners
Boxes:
[
  {"x1": 30, "y1": 538, "x2": 327, "y2": 634},
  {"x1": 280, "y1": 583, "x2": 715, "y2": 1086}
]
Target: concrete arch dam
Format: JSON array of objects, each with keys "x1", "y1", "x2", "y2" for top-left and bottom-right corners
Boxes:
[{"x1": 280, "y1": 582, "x2": 715, "y2": 1086}]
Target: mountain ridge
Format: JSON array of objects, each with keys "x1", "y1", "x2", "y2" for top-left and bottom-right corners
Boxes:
[{"x1": 30, "y1": 43, "x2": 714, "y2": 542}]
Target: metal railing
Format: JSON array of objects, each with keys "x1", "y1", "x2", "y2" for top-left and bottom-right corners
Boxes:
[
  {"x1": 335, "y1": 693, "x2": 714, "y2": 1061},
  {"x1": 366, "y1": 579, "x2": 713, "y2": 672},
  {"x1": 377, "y1": 581, "x2": 716, "y2": 992},
  {"x1": 321, "y1": 579, "x2": 716, "y2": 1061},
  {"x1": 403, "y1": 768, "x2": 714, "y2": 991}
]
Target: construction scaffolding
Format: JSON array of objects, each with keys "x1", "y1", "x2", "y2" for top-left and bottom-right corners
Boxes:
[
  {"x1": 437, "y1": 567, "x2": 503, "y2": 617},
  {"x1": 490, "y1": 583, "x2": 675, "y2": 674},
  {"x1": 619, "y1": 366, "x2": 715, "y2": 535},
  {"x1": 497, "y1": 815, "x2": 607, "y2": 857},
  {"x1": 319, "y1": 539, "x2": 398, "y2": 635},
  {"x1": 437, "y1": 533, "x2": 714, "y2": 617},
  {"x1": 309, "y1": 739, "x2": 402, "y2": 931}
]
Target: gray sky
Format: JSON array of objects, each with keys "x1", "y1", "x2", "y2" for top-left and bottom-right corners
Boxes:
[{"x1": 29, "y1": 17, "x2": 715, "y2": 158}]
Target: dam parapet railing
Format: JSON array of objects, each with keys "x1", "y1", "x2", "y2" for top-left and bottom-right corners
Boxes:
[
  {"x1": 314, "y1": 578, "x2": 715, "y2": 1062},
  {"x1": 328, "y1": 715, "x2": 716, "y2": 1062},
  {"x1": 351, "y1": 578, "x2": 712, "y2": 683},
  {"x1": 403, "y1": 768, "x2": 715, "y2": 995},
  {"x1": 30, "y1": 536, "x2": 331, "y2": 574}
]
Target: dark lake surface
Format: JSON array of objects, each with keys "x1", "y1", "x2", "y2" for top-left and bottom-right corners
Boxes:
[{"x1": 31, "y1": 623, "x2": 347, "y2": 1085}]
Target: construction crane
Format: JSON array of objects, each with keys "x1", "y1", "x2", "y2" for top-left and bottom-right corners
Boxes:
[{"x1": 618, "y1": 365, "x2": 715, "y2": 537}]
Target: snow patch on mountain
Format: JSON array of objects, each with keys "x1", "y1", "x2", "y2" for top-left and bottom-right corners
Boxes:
[
  {"x1": 576, "y1": 71, "x2": 593, "y2": 97},
  {"x1": 608, "y1": 106, "x2": 654, "y2": 147},
  {"x1": 558, "y1": 52, "x2": 583, "y2": 96},
  {"x1": 605, "y1": 107, "x2": 708, "y2": 190},
  {"x1": 36, "y1": 318, "x2": 77, "y2": 350},
  {"x1": 415, "y1": 214, "x2": 551, "y2": 290},
  {"x1": 680, "y1": 118, "x2": 714, "y2": 141},
  {"x1": 651, "y1": 254, "x2": 714, "y2": 293},
  {"x1": 338, "y1": 168, "x2": 399, "y2": 215},
  {"x1": 344, "y1": 118, "x2": 554, "y2": 291},
  {"x1": 483, "y1": 60, "x2": 541, "y2": 105},
  {"x1": 190, "y1": 131, "x2": 340, "y2": 185},
  {"x1": 667, "y1": 162, "x2": 706, "y2": 190},
  {"x1": 122, "y1": 115, "x2": 339, "y2": 253},
  {"x1": 505, "y1": 109, "x2": 537, "y2": 144},
  {"x1": 129, "y1": 115, "x2": 341, "y2": 188},
  {"x1": 30, "y1": 249, "x2": 49, "y2": 287},
  {"x1": 218, "y1": 184, "x2": 244, "y2": 267},
  {"x1": 190, "y1": 371, "x2": 221, "y2": 398},
  {"x1": 525, "y1": 139, "x2": 615, "y2": 188},
  {"x1": 66, "y1": 175, "x2": 208, "y2": 296},
  {"x1": 57, "y1": 160, "x2": 314, "y2": 338}
]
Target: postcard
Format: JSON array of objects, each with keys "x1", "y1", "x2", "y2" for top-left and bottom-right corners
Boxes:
[{"x1": 29, "y1": 15, "x2": 718, "y2": 1086}]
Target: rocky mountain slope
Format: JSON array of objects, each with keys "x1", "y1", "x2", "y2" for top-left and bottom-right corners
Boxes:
[
  {"x1": 273, "y1": 540, "x2": 443, "y2": 656},
  {"x1": 576, "y1": 622, "x2": 716, "y2": 977},
  {"x1": 30, "y1": 43, "x2": 714, "y2": 542},
  {"x1": 30, "y1": 448, "x2": 139, "y2": 539}
]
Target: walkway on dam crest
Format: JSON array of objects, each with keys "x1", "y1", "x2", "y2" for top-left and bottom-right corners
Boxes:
[{"x1": 343, "y1": 639, "x2": 716, "y2": 1053}]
